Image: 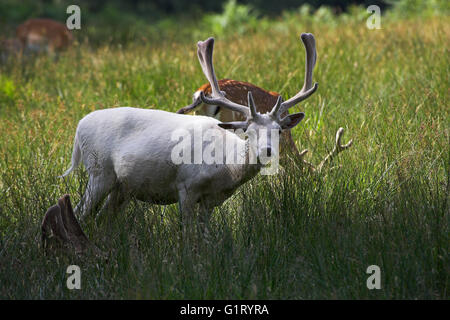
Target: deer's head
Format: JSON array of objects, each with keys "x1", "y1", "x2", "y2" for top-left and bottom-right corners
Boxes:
[{"x1": 197, "y1": 34, "x2": 318, "y2": 161}]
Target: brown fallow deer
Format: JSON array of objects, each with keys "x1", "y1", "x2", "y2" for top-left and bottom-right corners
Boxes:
[
  {"x1": 177, "y1": 34, "x2": 352, "y2": 172},
  {"x1": 16, "y1": 18, "x2": 73, "y2": 56}
]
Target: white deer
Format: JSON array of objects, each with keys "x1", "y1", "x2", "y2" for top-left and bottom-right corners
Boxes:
[{"x1": 60, "y1": 34, "x2": 318, "y2": 225}]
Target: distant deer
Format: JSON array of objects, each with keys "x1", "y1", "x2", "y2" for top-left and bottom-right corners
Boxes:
[
  {"x1": 60, "y1": 35, "x2": 317, "y2": 227},
  {"x1": 177, "y1": 36, "x2": 352, "y2": 171},
  {"x1": 16, "y1": 18, "x2": 73, "y2": 56}
]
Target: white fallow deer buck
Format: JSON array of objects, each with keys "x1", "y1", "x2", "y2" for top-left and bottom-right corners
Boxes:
[
  {"x1": 16, "y1": 18, "x2": 73, "y2": 56},
  {"x1": 60, "y1": 35, "x2": 317, "y2": 230},
  {"x1": 177, "y1": 34, "x2": 352, "y2": 172}
]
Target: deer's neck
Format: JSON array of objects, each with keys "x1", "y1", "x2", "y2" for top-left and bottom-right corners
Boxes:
[{"x1": 227, "y1": 140, "x2": 261, "y2": 186}]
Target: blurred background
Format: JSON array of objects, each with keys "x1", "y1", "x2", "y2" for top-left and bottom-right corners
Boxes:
[{"x1": 1, "y1": 0, "x2": 448, "y2": 45}]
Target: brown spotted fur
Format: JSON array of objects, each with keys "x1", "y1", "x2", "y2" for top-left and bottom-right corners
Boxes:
[{"x1": 179, "y1": 79, "x2": 301, "y2": 158}]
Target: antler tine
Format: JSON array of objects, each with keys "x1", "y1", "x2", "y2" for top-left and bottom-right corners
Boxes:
[
  {"x1": 279, "y1": 33, "x2": 318, "y2": 114},
  {"x1": 247, "y1": 91, "x2": 258, "y2": 118},
  {"x1": 197, "y1": 38, "x2": 221, "y2": 97},
  {"x1": 300, "y1": 33, "x2": 317, "y2": 93},
  {"x1": 197, "y1": 38, "x2": 250, "y2": 117},
  {"x1": 316, "y1": 127, "x2": 353, "y2": 173},
  {"x1": 269, "y1": 95, "x2": 283, "y2": 120}
]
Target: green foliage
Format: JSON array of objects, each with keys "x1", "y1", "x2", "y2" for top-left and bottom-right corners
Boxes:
[
  {"x1": 202, "y1": 0, "x2": 259, "y2": 36},
  {"x1": 0, "y1": 8, "x2": 448, "y2": 299},
  {"x1": 387, "y1": 0, "x2": 450, "y2": 17},
  {"x1": 0, "y1": 74, "x2": 16, "y2": 105},
  {"x1": 83, "y1": 4, "x2": 149, "y2": 45}
]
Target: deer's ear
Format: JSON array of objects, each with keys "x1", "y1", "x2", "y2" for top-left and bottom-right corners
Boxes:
[
  {"x1": 218, "y1": 121, "x2": 248, "y2": 131},
  {"x1": 280, "y1": 112, "x2": 305, "y2": 130}
]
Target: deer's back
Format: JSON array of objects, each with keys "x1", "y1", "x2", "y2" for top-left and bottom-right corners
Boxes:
[{"x1": 196, "y1": 79, "x2": 280, "y2": 121}]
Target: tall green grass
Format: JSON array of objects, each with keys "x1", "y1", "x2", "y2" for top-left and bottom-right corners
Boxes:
[{"x1": 0, "y1": 12, "x2": 448, "y2": 299}]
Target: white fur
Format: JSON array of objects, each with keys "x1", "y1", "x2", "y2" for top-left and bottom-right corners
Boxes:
[{"x1": 62, "y1": 107, "x2": 261, "y2": 219}]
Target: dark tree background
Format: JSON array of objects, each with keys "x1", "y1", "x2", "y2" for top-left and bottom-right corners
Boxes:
[
  {"x1": 0, "y1": 0, "x2": 389, "y2": 23},
  {"x1": 137, "y1": 0, "x2": 389, "y2": 15}
]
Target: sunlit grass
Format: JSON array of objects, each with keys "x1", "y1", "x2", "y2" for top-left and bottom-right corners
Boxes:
[{"x1": 0, "y1": 14, "x2": 448, "y2": 299}]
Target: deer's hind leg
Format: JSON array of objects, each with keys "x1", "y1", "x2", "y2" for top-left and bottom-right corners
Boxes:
[
  {"x1": 96, "y1": 184, "x2": 129, "y2": 222},
  {"x1": 75, "y1": 171, "x2": 117, "y2": 221}
]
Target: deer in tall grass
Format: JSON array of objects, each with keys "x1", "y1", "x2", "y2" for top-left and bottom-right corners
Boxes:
[
  {"x1": 177, "y1": 35, "x2": 352, "y2": 172},
  {"x1": 16, "y1": 18, "x2": 73, "y2": 56},
  {"x1": 60, "y1": 35, "x2": 317, "y2": 230}
]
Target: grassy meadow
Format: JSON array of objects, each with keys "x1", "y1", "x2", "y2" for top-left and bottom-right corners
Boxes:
[{"x1": 0, "y1": 8, "x2": 448, "y2": 299}]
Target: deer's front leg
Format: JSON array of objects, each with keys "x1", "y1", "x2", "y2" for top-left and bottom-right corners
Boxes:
[
  {"x1": 177, "y1": 187, "x2": 198, "y2": 244},
  {"x1": 198, "y1": 198, "x2": 214, "y2": 238}
]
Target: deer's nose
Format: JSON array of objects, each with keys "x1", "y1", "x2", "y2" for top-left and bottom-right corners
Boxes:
[{"x1": 261, "y1": 147, "x2": 272, "y2": 157}]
